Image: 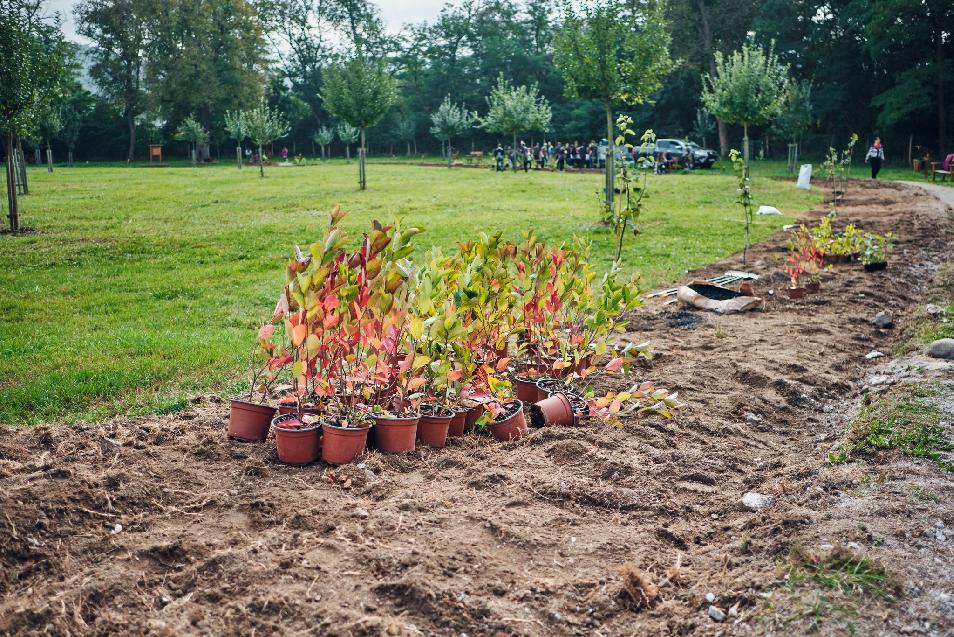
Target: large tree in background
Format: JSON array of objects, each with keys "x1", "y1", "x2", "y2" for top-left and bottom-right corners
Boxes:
[
  {"x1": 322, "y1": 55, "x2": 397, "y2": 190},
  {"x1": 145, "y1": 0, "x2": 266, "y2": 142},
  {"x1": 702, "y1": 40, "x2": 789, "y2": 176},
  {"x1": 553, "y1": 0, "x2": 672, "y2": 209},
  {"x1": 480, "y1": 75, "x2": 551, "y2": 148},
  {"x1": 75, "y1": 0, "x2": 148, "y2": 163}
]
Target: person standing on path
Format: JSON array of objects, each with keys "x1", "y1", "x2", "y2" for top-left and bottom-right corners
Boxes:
[{"x1": 865, "y1": 137, "x2": 884, "y2": 179}]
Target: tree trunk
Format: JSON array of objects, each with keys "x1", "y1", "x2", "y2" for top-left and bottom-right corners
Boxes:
[
  {"x1": 6, "y1": 133, "x2": 19, "y2": 232},
  {"x1": 358, "y1": 129, "x2": 367, "y2": 190},
  {"x1": 68, "y1": 149, "x2": 74, "y2": 167},
  {"x1": 126, "y1": 108, "x2": 136, "y2": 163},
  {"x1": 259, "y1": 144, "x2": 264, "y2": 177},
  {"x1": 34, "y1": 146, "x2": 41, "y2": 165},
  {"x1": 447, "y1": 137, "x2": 453, "y2": 167},
  {"x1": 406, "y1": 141, "x2": 411, "y2": 156},
  {"x1": 236, "y1": 145, "x2": 242, "y2": 169},
  {"x1": 46, "y1": 147, "x2": 53, "y2": 173},
  {"x1": 604, "y1": 103, "x2": 615, "y2": 209},
  {"x1": 346, "y1": 145, "x2": 350, "y2": 162}
]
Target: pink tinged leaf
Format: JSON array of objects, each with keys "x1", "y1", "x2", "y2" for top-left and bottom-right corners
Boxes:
[
  {"x1": 447, "y1": 370, "x2": 463, "y2": 382},
  {"x1": 273, "y1": 291, "x2": 289, "y2": 318},
  {"x1": 291, "y1": 324, "x2": 308, "y2": 346},
  {"x1": 605, "y1": 357, "x2": 624, "y2": 372},
  {"x1": 258, "y1": 324, "x2": 275, "y2": 340},
  {"x1": 609, "y1": 399, "x2": 622, "y2": 414},
  {"x1": 407, "y1": 377, "x2": 426, "y2": 390}
]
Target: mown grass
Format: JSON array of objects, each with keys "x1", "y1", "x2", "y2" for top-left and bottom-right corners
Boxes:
[
  {"x1": 0, "y1": 161, "x2": 819, "y2": 425},
  {"x1": 829, "y1": 384, "x2": 954, "y2": 471}
]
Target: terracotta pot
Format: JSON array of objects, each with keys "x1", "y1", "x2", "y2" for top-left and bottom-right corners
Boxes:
[
  {"x1": 321, "y1": 421, "x2": 370, "y2": 465},
  {"x1": 739, "y1": 281, "x2": 755, "y2": 296},
  {"x1": 447, "y1": 409, "x2": 467, "y2": 437},
  {"x1": 489, "y1": 401, "x2": 528, "y2": 442},
  {"x1": 229, "y1": 399, "x2": 276, "y2": 442},
  {"x1": 805, "y1": 281, "x2": 820, "y2": 293},
  {"x1": 371, "y1": 414, "x2": 418, "y2": 453},
  {"x1": 864, "y1": 261, "x2": 887, "y2": 272},
  {"x1": 536, "y1": 377, "x2": 571, "y2": 402},
  {"x1": 417, "y1": 412, "x2": 453, "y2": 448},
  {"x1": 513, "y1": 376, "x2": 539, "y2": 403},
  {"x1": 529, "y1": 393, "x2": 575, "y2": 427},
  {"x1": 272, "y1": 414, "x2": 320, "y2": 465},
  {"x1": 787, "y1": 286, "x2": 806, "y2": 299},
  {"x1": 464, "y1": 404, "x2": 484, "y2": 432}
]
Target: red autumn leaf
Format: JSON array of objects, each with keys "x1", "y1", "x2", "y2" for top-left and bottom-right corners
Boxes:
[
  {"x1": 495, "y1": 357, "x2": 511, "y2": 371},
  {"x1": 291, "y1": 324, "x2": 307, "y2": 346},
  {"x1": 323, "y1": 313, "x2": 340, "y2": 329},
  {"x1": 407, "y1": 377, "x2": 426, "y2": 390},
  {"x1": 447, "y1": 370, "x2": 463, "y2": 382},
  {"x1": 605, "y1": 357, "x2": 624, "y2": 372},
  {"x1": 323, "y1": 295, "x2": 340, "y2": 311}
]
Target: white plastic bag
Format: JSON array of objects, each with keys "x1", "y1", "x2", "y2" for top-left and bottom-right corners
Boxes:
[
  {"x1": 756, "y1": 205, "x2": 782, "y2": 215},
  {"x1": 796, "y1": 164, "x2": 812, "y2": 190}
]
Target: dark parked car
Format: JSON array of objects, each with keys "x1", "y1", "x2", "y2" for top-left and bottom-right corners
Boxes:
[
  {"x1": 632, "y1": 138, "x2": 717, "y2": 169},
  {"x1": 687, "y1": 142, "x2": 718, "y2": 168}
]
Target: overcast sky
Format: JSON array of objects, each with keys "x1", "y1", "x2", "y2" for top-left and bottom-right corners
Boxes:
[{"x1": 45, "y1": 0, "x2": 461, "y2": 42}]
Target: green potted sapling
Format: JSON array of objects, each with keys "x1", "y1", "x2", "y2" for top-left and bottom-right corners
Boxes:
[{"x1": 862, "y1": 232, "x2": 893, "y2": 271}]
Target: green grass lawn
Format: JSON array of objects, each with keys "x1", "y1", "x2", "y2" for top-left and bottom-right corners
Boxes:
[{"x1": 0, "y1": 161, "x2": 820, "y2": 425}]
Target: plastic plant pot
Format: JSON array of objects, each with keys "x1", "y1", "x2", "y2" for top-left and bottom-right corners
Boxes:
[
  {"x1": 805, "y1": 281, "x2": 821, "y2": 293},
  {"x1": 447, "y1": 409, "x2": 467, "y2": 437},
  {"x1": 228, "y1": 399, "x2": 276, "y2": 442},
  {"x1": 787, "y1": 287, "x2": 807, "y2": 299},
  {"x1": 513, "y1": 376, "x2": 539, "y2": 404},
  {"x1": 463, "y1": 404, "x2": 483, "y2": 432},
  {"x1": 529, "y1": 392, "x2": 575, "y2": 427},
  {"x1": 321, "y1": 421, "x2": 370, "y2": 465},
  {"x1": 272, "y1": 414, "x2": 320, "y2": 465},
  {"x1": 417, "y1": 411, "x2": 453, "y2": 449},
  {"x1": 371, "y1": 414, "x2": 418, "y2": 453},
  {"x1": 864, "y1": 261, "x2": 887, "y2": 272},
  {"x1": 488, "y1": 400, "x2": 528, "y2": 442}
]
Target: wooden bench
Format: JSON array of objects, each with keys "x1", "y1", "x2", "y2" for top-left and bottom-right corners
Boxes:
[
  {"x1": 930, "y1": 161, "x2": 950, "y2": 182},
  {"x1": 466, "y1": 151, "x2": 484, "y2": 165}
]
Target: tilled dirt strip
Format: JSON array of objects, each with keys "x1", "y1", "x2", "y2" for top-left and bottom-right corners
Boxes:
[{"x1": 1, "y1": 181, "x2": 951, "y2": 637}]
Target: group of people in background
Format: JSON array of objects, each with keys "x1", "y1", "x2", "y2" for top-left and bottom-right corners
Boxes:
[{"x1": 493, "y1": 140, "x2": 607, "y2": 172}]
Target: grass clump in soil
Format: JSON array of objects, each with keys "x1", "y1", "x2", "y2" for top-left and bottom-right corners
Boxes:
[
  {"x1": 772, "y1": 546, "x2": 895, "y2": 632},
  {"x1": 828, "y1": 384, "x2": 954, "y2": 470},
  {"x1": 895, "y1": 263, "x2": 953, "y2": 356}
]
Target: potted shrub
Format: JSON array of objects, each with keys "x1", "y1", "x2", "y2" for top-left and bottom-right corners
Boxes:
[
  {"x1": 785, "y1": 250, "x2": 807, "y2": 299},
  {"x1": 861, "y1": 232, "x2": 892, "y2": 271},
  {"x1": 272, "y1": 412, "x2": 322, "y2": 465},
  {"x1": 228, "y1": 323, "x2": 288, "y2": 441},
  {"x1": 828, "y1": 224, "x2": 863, "y2": 263},
  {"x1": 480, "y1": 376, "x2": 528, "y2": 442}
]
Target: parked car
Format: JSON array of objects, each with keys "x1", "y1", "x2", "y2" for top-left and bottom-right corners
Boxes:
[{"x1": 687, "y1": 142, "x2": 718, "y2": 168}]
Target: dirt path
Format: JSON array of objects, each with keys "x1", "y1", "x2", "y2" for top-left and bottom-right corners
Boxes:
[{"x1": 1, "y1": 181, "x2": 951, "y2": 637}]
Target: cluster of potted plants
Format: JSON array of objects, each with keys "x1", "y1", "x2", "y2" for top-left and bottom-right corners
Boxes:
[
  {"x1": 228, "y1": 209, "x2": 681, "y2": 466},
  {"x1": 784, "y1": 215, "x2": 894, "y2": 299}
]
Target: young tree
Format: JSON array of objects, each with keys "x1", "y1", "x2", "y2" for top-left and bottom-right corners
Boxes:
[
  {"x1": 336, "y1": 123, "x2": 359, "y2": 162},
  {"x1": 322, "y1": 55, "x2": 397, "y2": 190},
  {"x1": 223, "y1": 110, "x2": 245, "y2": 168},
  {"x1": 314, "y1": 125, "x2": 335, "y2": 159},
  {"x1": 75, "y1": 0, "x2": 148, "y2": 163},
  {"x1": 0, "y1": 2, "x2": 68, "y2": 232},
  {"x1": 430, "y1": 96, "x2": 476, "y2": 166},
  {"x1": 395, "y1": 115, "x2": 417, "y2": 156},
  {"x1": 59, "y1": 103, "x2": 83, "y2": 167},
  {"x1": 242, "y1": 99, "x2": 290, "y2": 177},
  {"x1": 479, "y1": 75, "x2": 551, "y2": 152},
  {"x1": 701, "y1": 41, "x2": 790, "y2": 178},
  {"x1": 174, "y1": 114, "x2": 209, "y2": 165},
  {"x1": 38, "y1": 106, "x2": 62, "y2": 172},
  {"x1": 770, "y1": 79, "x2": 812, "y2": 170},
  {"x1": 553, "y1": 0, "x2": 672, "y2": 209}
]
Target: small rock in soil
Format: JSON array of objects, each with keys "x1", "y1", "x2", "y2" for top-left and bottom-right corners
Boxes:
[
  {"x1": 705, "y1": 592, "x2": 716, "y2": 603},
  {"x1": 865, "y1": 350, "x2": 885, "y2": 360},
  {"x1": 741, "y1": 492, "x2": 774, "y2": 511},
  {"x1": 744, "y1": 412, "x2": 762, "y2": 424},
  {"x1": 926, "y1": 339, "x2": 954, "y2": 360},
  {"x1": 708, "y1": 605, "x2": 726, "y2": 622},
  {"x1": 870, "y1": 311, "x2": 894, "y2": 329},
  {"x1": 352, "y1": 507, "x2": 370, "y2": 519},
  {"x1": 925, "y1": 304, "x2": 945, "y2": 317}
]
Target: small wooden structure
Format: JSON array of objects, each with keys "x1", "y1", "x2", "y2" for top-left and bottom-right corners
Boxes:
[
  {"x1": 930, "y1": 161, "x2": 950, "y2": 182},
  {"x1": 466, "y1": 151, "x2": 484, "y2": 165},
  {"x1": 149, "y1": 145, "x2": 163, "y2": 164}
]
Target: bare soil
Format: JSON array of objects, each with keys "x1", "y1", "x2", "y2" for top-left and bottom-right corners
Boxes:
[{"x1": 1, "y1": 181, "x2": 951, "y2": 637}]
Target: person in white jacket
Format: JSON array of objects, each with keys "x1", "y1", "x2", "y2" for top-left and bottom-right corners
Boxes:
[{"x1": 865, "y1": 137, "x2": 885, "y2": 179}]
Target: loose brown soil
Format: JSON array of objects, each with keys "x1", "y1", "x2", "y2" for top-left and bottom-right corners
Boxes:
[{"x1": 2, "y1": 181, "x2": 952, "y2": 636}]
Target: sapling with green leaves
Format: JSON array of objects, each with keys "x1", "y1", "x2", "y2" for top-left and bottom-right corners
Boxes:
[
  {"x1": 223, "y1": 110, "x2": 245, "y2": 168},
  {"x1": 430, "y1": 95, "x2": 477, "y2": 166},
  {"x1": 314, "y1": 125, "x2": 335, "y2": 159},
  {"x1": 603, "y1": 114, "x2": 656, "y2": 263},
  {"x1": 336, "y1": 123, "x2": 359, "y2": 162},
  {"x1": 174, "y1": 114, "x2": 209, "y2": 166},
  {"x1": 241, "y1": 99, "x2": 290, "y2": 177},
  {"x1": 728, "y1": 149, "x2": 756, "y2": 265},
  {"x1": 702, "y1": 41, "x2": 790, "y2": 179},
  {"x1": 479, "y1": 74, "x2": 552, "y2": 149}
]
